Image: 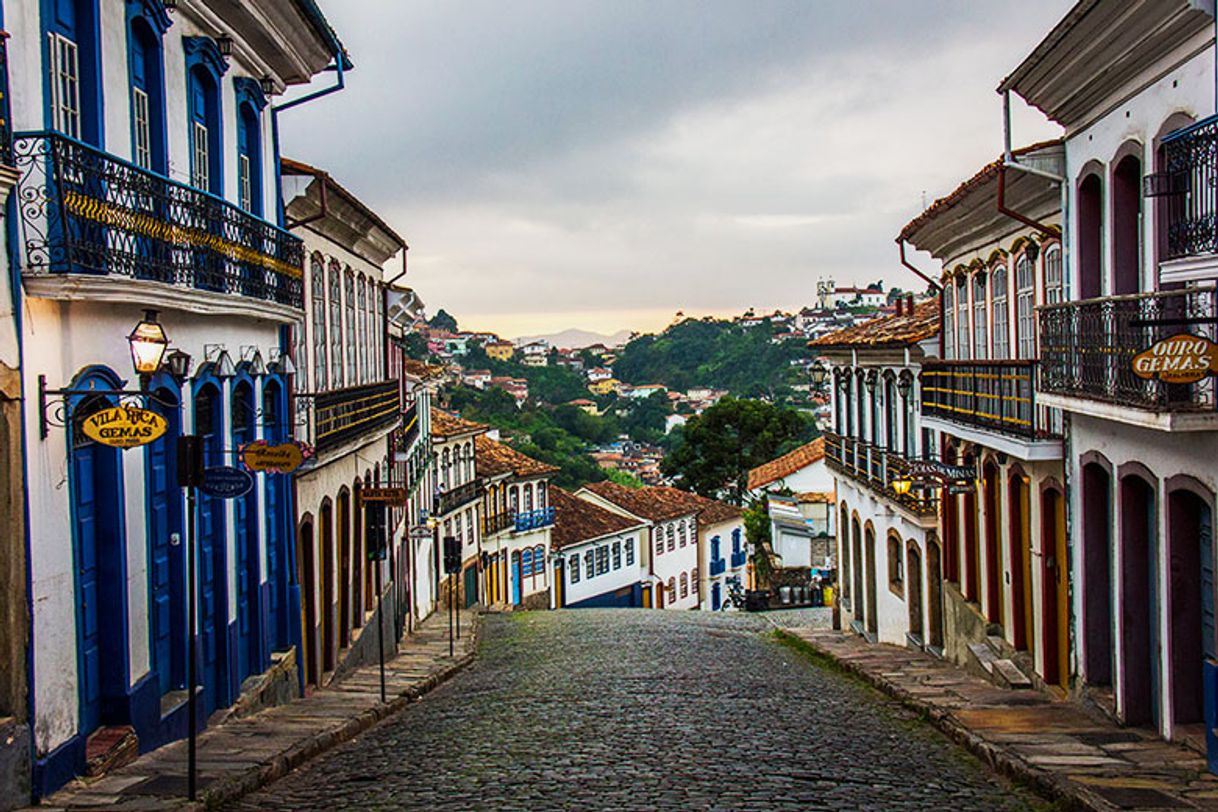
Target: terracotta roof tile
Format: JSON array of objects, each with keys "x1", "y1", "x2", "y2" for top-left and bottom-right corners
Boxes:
[
  {"x1": 581, "y1": 481, "x2": 698, "y2": 522},
  {"x1": 747, "y1": 438, "x2": 826, "y2": 491},
  {"x1": 551, "y1": 487, "x2": 643, "y2": 549},
  {"x1": 474, "y1": 434, "x2": 559, "y2": 479},
  {"x1": 808, "y1": 299, "x2": 940, "y2": 350},
  {"x1": 430, "y1": 409, "x2": 487, "y2": 439}
]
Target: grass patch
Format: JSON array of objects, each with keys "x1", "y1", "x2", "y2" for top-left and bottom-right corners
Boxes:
[{"x1": 771, "y1": 629, "x2": 866, "y2": 684}]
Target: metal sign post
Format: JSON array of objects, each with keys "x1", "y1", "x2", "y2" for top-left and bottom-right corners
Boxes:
[
  {"x1": 176, "y1": 435, "x2": 204, "y2": 802},
  {"x1": 364, "y1": 500, "x2": 389, "y2": 704},
  {"x1": 443, "y1": 536, "x2": 460, "y2": 657}
]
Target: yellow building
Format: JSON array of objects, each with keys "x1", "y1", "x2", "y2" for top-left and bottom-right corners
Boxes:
[
  {"x1": 588, "y1": 379, "x2": 618, "y2": 396},
  {"x1": 486, "y1": 341, "x2": 515, "y2": 362}
]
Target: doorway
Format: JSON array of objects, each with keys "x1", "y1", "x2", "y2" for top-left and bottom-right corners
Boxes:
[{"x1": 1120, "y1": 474, "x2": 1158, "y2": 726}]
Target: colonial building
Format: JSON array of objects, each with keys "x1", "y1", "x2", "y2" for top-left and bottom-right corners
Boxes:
[
  {"x1": 746, "y1": 439, "x2": 836, "y2": 575},
  {"x1": 812, "y1": 301, "x2": 942, "y2": 647},
  {"x1": 1004, "y1": 0, "x2": 1218, "y2": 748},
  {"x1": 577, "y1": 482, "x2": 701, "y2": 609},
  {"x1": 673, "y1": 491, "x2": 745, "y2": 612},
  {"x1": 6, "y1": 0, "x2": 345, "y2": 798},
  {"x1": 550, "y1": 488, "x2": 647, "y2": 609},
  {"x1": 901, "y1": 143, "x2": 1067, "y2": 691},
  {"x1": 430, "y1": 411, "x2": 486, "y2": 609},
  {"x1": 284, "y1": 160, "x2": 405, "y2": 688},
  {"x1": 476, "y1": 434, "x2": 558, "y2": 610}
]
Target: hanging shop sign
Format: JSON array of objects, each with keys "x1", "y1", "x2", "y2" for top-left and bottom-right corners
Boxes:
[
  {"x1": 361, "y1": 487, "x2": 409, "y2": 506},
  {"x1": 907, "y1": 459, "x2": 977, "y2": 493},
  {"x1": 81, "y1": 405, "x2": 168, "y2": 449},
  {"x1": 240, "y1": 440, "x2": 309, "y2": 474},
  {"x1": 200, "y1": 466, "x2": 254, "y2": 499},
  {"x1": 1131, "y1": 333, "x2": 1218, "y2": 385},
  {"x1": 409, "y1": 524, "x2": 435, "y2": 540}
]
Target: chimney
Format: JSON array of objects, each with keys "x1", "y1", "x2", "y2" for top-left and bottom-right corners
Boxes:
[
  {"x1": 895, "y1": 297, "x2": 904, "y2": 317},
  {"x1": 906, "y1": 294, "x2": 915, "y2": 314}
]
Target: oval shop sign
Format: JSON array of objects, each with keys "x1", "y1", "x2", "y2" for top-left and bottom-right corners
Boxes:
[
  {"x1": 81, "y1": 406, "x2": 168, "y2": 450},
  {"x1": 200, "y1": 466, "x2": 254, "y2": 499}
]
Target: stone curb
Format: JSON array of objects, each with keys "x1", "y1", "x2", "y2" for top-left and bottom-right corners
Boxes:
[
  {"x1": 179, "y1": 614, "x2": 482, "y2": 812},
  {"x1": 772, "y1": 628, "x2": 1111, "y2": 812}
]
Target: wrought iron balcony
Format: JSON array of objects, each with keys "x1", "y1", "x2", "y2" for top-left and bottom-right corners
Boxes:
[
  {"x1": 730, "y1": 550, "x2": 747, "y2": 568},
  {"x1": 13, "y1": 131, "x2": 304, "y2": 308},
  {"x1": 434, "y1": 478, "x2": 482, "y2": 516},
  {"x1": 1155, "y1": 115, "x2": 1218, "y2": 261},
  {"x1": 300, "y1": 380, "x2": 400, "y2": 454},
  {"x1": 824, "y1": 432, "x2": 937, "y2": 518},
  {"x1": 921, "y1": 360, "x2": 1060, "y2": 441},
  {"x1": 514, "y1": 507, "x2": 555, "y2": 532},
  {"x1": 710, "y1": 558, "x2": 726, "y2": 577},
  {"x1": 1039, "y1": 287, "x2": 1218, "y2": 412},
  {"x1": 483, "y1": 511, "x2": 514, "y2": 536}
]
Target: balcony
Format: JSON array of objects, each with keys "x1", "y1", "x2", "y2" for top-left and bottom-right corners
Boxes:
[
  {"x1": 514, "y1": 507, "x2": 555, "y2": 532},
  {"x1": 710, "y1": 558, "x2": 726, "y2": 577},
  {"x1": 483, "y1": 511, "x2": 514, "y2": 536},
  {"x1": 731, "y1": 550, "x2": 747, "y2": 568},
  {"x1": 920, "y1": 360, "x2": 1062, "y2": 459},
  {"x1": 824, "y1": 432, "x2": 937, "y2": 519},
  {"x1": 1038, "y1": 287, "x2": 1218, "y2": 430},
  {"x1": 13, "y1": 131, "x2": 304, "y2": 313},
  {"x1": 301, "y1": 380, "x2": 400, "y2": 454},
  {"x1": 435, "y1": 478, "x2": 482, "y2": 516},
  {"x1": 1155, "y1": 115, "x2": 1218, "y2": 276}
]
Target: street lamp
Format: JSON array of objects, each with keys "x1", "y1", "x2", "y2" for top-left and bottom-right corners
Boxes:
[
  {"x1": 892, "y1": 477, "x2": 913, "y2": 496},
  {"x1": 128, "y1": 309, "x2": 169, "y2": 384},
  {"x1": 215, "y1": 35, "x2": 234, "y2": 56},
  {"x1": 164, "y1": 349, "x2": 193, "y2": 380},
  {"x1": 897, "y1": 371, "x2": 913, "y2": 399},
  {"x1": 809, "y1": 360, "x2": 829, "y2": 390}
]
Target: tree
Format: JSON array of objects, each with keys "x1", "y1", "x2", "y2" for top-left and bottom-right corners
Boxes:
[
  {"x1": 742, "y1": 496, "x2": 775, "y2": 589},
  {"x1": 604, "y1": 468, "x2": 645, "y2": 489},
  {"x1": 428, "y1": 309, "x2": 458, "y2": 333},
  {"x1": 661, "y1": 397, "x2": 818, "y2": 504},
  {"x1": 400, "y1": 332, "x2": 430, "y2": 360}
]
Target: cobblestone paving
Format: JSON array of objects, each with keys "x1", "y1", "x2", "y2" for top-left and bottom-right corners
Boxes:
[{"x1": 230, "y1": 610, "x2": 1045, "y2": 811}]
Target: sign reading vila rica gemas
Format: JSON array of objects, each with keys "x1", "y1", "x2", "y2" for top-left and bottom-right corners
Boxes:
[
  {"x1": 81, "y1": 406, "x2": 167, "y2": 449},
  {"x1": 1132, "y1": 333, "x2": 1218, "y2": 385}
]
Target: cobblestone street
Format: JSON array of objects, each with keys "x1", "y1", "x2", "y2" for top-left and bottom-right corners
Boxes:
[{"x1": 230, "y1": 610, "x2": 1045, "y2": 811}]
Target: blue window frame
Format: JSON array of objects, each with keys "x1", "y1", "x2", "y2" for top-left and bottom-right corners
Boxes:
[
  {"x1": 183, "y1": 36, "x2": 227, "y2": 195},
  {"x1": 522, "y1": 548, "x2": 533, "y2": 577},
  {"x1": 126, "y1": 0, "x2": 170, "y2": 172},
  {"x1": 711, "y1": 535, "x2": 721, "y2": 561},
  {"x1": 625, "y1": 538, "x2": 634, "y2": 566},
  {"x1": 44, "y1": 0, "x2": 103, "y2": 145},
  {"x1": 732, "y1": 528, "x2": 742, "y2": 553},
  {"x1": 234, "y1": 78, "x2": 267, "y2": 216},
  {"x1": 534, "y1": 545, "x2": 545, "y2": 573}
]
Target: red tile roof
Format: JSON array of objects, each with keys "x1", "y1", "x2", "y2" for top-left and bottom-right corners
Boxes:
[
  {"x1": 474, "y1": 434, "x2": 558, "y2": 479},
  {"x1": 747, "y1": 438, "x2": 826, "y2": 491},
  {"x1": 808, "y1": 299, "x2": 939, "y2": 350},
  {"x1": 581, "y1": 481, "x2": 698, "y2": 522},
  {"x1": 430, "y1": 410, "x2": 487, "y2": 439},
  {"x1": 551, "y1": 487, "x2": 643, "y2": 549},
  {"x1": 646, "y1": 486, "x2": 742, "y2": 528}
]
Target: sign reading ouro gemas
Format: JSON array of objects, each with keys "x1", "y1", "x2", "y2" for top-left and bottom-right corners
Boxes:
[
  {"x1": 1132, "y1": 333, "x2": 1218, "y2": 385},
  {"x1": 81, "y1": 406, "x2": 167, "y2": 449}
]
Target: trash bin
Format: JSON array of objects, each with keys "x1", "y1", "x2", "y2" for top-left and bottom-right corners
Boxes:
[
  {"x1": 780, "y1": 586, "x2": 792, "y2": 605},
  {"x1": 822, "y1": 585, "x2": 834, "y2": 606}
]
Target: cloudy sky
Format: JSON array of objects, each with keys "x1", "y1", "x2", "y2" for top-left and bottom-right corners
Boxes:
[{"x1": 282, "y1": 1, "x2": 1072, "y2": 339}]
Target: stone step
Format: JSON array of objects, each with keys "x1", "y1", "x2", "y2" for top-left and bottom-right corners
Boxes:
[
  {"x1": 968, "y1": 642, "x2": 997, "y2": 675},
  {"x1": 993, "y1": 658, "x2": 1034, "y2": 689},
  {"x1": 985, "y1": 634, "x2": 1007, "y2": 657}
]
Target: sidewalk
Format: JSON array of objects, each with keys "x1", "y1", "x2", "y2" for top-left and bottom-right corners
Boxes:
[
  {"x1": 33, "y1": 608, "x2": 480, "y2": 811},
  {"x1": 778, "y1": 624, "x2": 1218, "y2": 811}
]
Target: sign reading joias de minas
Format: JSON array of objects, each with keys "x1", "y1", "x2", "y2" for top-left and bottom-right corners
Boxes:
[
  {"x1": 1132, "y1": 333, "x2": 1218, "y2": 385},
  {"x1": 81, "y1": 406, "x2": 167, "y2": 449}
]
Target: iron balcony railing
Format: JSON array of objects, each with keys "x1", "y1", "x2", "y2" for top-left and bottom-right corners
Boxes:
[
  {"x1": 709, "y1": 558, "x2": 726, "y2": 577},
  {"x1": 824, "y1": 432, "x2": 937, "y2": 518},
  {"x1": 483, "y1": 511, "x2": 514, "y2": 536},
  {"x1": 1155, "y1": 115, "x2": 1218, "y2": 261},
  {"x1": 515, "y1": 507, "x2": 555, "y2": 532},
  {"x1": 13, "y1": 131, "x2": 304, "y2": 308},
  {"x1": 300, "y1": 380, "x2": 400, "y2": 454},
  {"x1": 730, "y1": 550, "x2": 747, "y2": 568},
  {"x1": 921, "y1": 360, "x2": 1061, "y2": 441},
  {"x1": 1039, "y1": 286, "x2": 1218, "y2": 412},
  {"x1": 435, "y1": 478, "x2": 482, "y2": 516}
]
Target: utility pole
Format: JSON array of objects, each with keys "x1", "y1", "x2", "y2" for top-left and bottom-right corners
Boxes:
[{"x1": 177, "y1": 435, "x2": 204, "y2": 802}]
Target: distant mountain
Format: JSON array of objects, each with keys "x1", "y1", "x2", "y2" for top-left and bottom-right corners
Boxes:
[{"x1": 514, "y1": 328, "x2": 633, "y2": 349}]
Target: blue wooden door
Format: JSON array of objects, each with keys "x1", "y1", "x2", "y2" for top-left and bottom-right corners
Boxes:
[
  {"x1": 511, "y1": 556, "x2": 521, "y2": 605},
  {"x1": 232, "y1": 384, "x2": 259, "y2": 684},
  {"x1": 195, "y1": 386, "x2": 228, "y2": 713},
  {"x1": 146, "y1": 395, "x2": 184, "y2": 696},
  {"x1": 712, "y1": 582, "x2": 721, "y2": 611},
  {"x1": 72, "y1": 403, "x2": 125, "y2": 735}
]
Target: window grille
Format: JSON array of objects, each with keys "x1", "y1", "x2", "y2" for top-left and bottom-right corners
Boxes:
[
  {"x1": 49, "y1": 33, "x2": 81, "y2": 139},
  {"x1": 191, "y1": 121, "x2": 209, "y2": 190}
]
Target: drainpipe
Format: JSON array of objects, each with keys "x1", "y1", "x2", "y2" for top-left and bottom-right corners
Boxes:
[
  {"x1": 1000, "y1": 90, "x2": 1064, "y2": 238},
  {"x1": 897, "y1": 238, "x2": 942, "y2": 293},
  {"x1": 272, "y1": 49, "x2": 348, "y2": 228}
]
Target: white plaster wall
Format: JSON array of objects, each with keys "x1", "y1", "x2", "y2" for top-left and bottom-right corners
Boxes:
[
  {"x1": 699, "y1": 517, "x2": 741, "y2": 611},
  {"x1": 652, "y1": 515, "x2": 700, "y2": 609},
  {"x1": 561, "y1": 529, "x2": 644, "y2": 606}
]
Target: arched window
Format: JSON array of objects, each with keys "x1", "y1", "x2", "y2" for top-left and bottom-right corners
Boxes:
[
  {"x1": 972, "y1": 273, "x2": 988, "y2": 359},
  {"x1": 441, "y1": 448, "x2": 451, "y2": 489},
  {"x1": 667, "y1": 577, "x2": 676, "y2": 602},
  {"x1": 373, "y1": 283, "x2": 383, "y2": 379},
  {"x1": 655, "y1": 530, "x2": 664, "y2": 557},
  {"x1": 612, "y1": 542, "x2": 621, "y2": 569},
  {"x1": 955, "y1": 276, "x2": 970, "y2": 360},
  {"x1": 344, "y1": 269, "x2": 356, "y2": 386},
  {"x1": 534, "y1": 545, "x2": 545, "y2": 573},
  {"x1": 357, "y1": 275, "x2": 368, "y2": 383},
  {"x1": 328, "y1": 262, "x2": 342, "y2": 386},
  {"x1": 1078, "y1": 173, "x2": 1104, "y2": 299},
  {"x1": 711, "y1": 535, "x2": 721, "y2": 562},
  {"x1": 666, "y1": 524, "x2": 675, "y2": 552},
  {"x1": 183, "y1": 36, "x2": 227, "y2": 195},
  {"x1": 585, "y1": 552, "x2": 594, "y2": 580},
  {"x1": 887, "y1": 533, "x2": 904, "y2": 594},
  {"x1": 537, "y1": 481, "x2": 547, "y2": 509},
  {"x1": 839, "y1": 503, "x2": 851, "y2": 602},
  {"x1": 1043, "y1": 246, "x2": 1063, "y2": 306},
  {"x1": 991, "y1": 264, "x2": 1009, "y2": 358},
  {"x1": 1015, "y1": 253, "x2": 1036, "y2": 359},
  {"x1": 884, "y1": 375, "x2": 896, "y2": 450},
  {"x1": 678, "y1": 522, "x2": 686, "y2": 547},
  {"x1": 943, "y1": 282, "x2": 955, "y2": 360},
  {"x1": 524, "y1": 483, "x2": 534, "y2": 512},
  {"x1": 691, "y1": 567, "x2": 698, "y2": 594},
  {"x1": 625, "y1": 538, "x2": 634, "y2": 566},
  {"x1": 48, "y1": 0, "x2": 103, "y2": 145},
  {"x1": 1112, "y1": 153, "x2": 1143, "y2": 296},
  {"x1": 510, "y1": 485, "x2": 519, "y2": 513},
  {"x1": 522, "y1": 548, "x2": 533, "y2": 577},
  {"x1": 569, "y1": 554, "x2": 580, "y2": 583},
  {"x1": 236, "y1": 102, "x2": 261, "y2": 214},
  {"x1": 311, "y1": 256, "x2": 327, "y2": 391},
  {"x1": 127, "y1": 11, "x2": 167, "y2": 172},
  {"x1": 680, "y1": 572, "x2": 689, "y2": 598}
]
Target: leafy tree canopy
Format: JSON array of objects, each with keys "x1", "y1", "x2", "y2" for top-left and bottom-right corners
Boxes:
[{"x1": 428, "y1": 308, "x2": 458, "y2": 333}]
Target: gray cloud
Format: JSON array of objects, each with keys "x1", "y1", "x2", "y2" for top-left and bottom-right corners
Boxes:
[{"x1": 281, "y1": 1, "x2": 1073, "y2": 336}]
